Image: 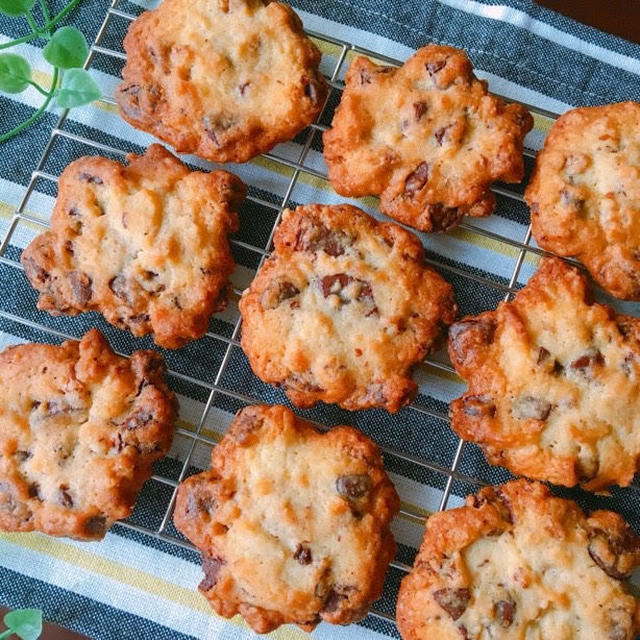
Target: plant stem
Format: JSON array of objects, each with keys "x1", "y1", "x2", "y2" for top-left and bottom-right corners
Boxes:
[
  {"x1": 0, "y1": 629, "x2": 12, "y2": 639},
  {"x1": 0, "y1": 0, "x2": 84, "y2": 50},
  {"x1": 25, "y1": 11, "x2": 40, "y2": 34},
  {"x1": 39, "y1": 0, "x2": 51, "y2": 25},
  {"x1": 28, "y1": 79, "x2": 50, "y2": 96},
  {"x1": 0, "y1": 66, "x2": 58, "y2": 143}
]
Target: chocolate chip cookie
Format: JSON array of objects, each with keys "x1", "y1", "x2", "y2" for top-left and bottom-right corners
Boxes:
[
  {"x1": 397, "y1": 479, "x2": 640, "y2": 640},
  {"x1": 0, "y1": 329, "x2": 177, "y2": 540},
  {"x1": 173, "y1": 404, "x2": 399, "y2": 633},
  {"x1": 323, "y1": 45, "x2": 533, "y2": 232},
  {"x1": 449, "y1": 257, "x2": 640, "y2": 491},
  {"x1": 21, "y1": 144, "x2": 245, "y2": 349},
  {"x1": 238, "y1": 203, "x2": 457, "y2": 412},
  {"x1": 526, "y1": 101, "x2": 640, "y2": 300},
  {"x1": 116, "y1": 0, "x2": 327, "y2": 163}
]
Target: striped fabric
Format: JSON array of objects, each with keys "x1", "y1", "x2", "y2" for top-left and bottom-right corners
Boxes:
[{"x1": 1, "y1": 1, "x2": 639, "y2": 638}]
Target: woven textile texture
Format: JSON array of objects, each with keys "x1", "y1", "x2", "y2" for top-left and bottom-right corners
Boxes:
[{"x1": 1, "y1": 1, "x2": 640, "y2": 639}]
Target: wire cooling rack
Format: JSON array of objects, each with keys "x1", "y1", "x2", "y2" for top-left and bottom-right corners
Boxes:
[{"x1": 5, "y1": 1, "x2": 640, "y2": 636}]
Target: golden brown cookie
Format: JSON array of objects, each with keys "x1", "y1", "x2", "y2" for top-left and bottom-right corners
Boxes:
[
  {"x1": 526, "y1": 102, "x2": 640, "y2": 300},
  {"x1": 238, "y1": 203, "x2": 457, "y2": 412},
  {"x1": 116, "y1": 0, "x2": 327, "y2": 163},
  {"x1": 397, "y1": 479, "x2": 640, "y2": 640},
  {"x1": 0, "y1": 329, "x2": 177, "y2": 540},
  {"x1": 173, "y1": 404, "x2": 399, "y2": 633},
  {"x1": 448, "y1": 257, "x2": 640, "y2": 491},
  {"x1": 323, "y1": 45, "x2": 533, "y2": 232},
  {"x1": 21, "y1": 144, "x2": 245, "y2": 349}
]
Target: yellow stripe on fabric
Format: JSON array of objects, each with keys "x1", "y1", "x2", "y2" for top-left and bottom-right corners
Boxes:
[
  {"x1": 0, "y1": 201, "x2": 14, "y2": 217},
  {"x1": 311, "y1": 37, "x2": 344, "y2": 59},
  {"x1": 0, "y1": 532, "x2": 311, "y2": 640},
  {"x1": 532, "y1": 112, "x2": 554, "y2": 134}
]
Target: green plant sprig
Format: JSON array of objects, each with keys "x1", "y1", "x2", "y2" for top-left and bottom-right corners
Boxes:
[
  {"x1": 0, "y1": 609, "x2": 42, "y2": 640},
  {"x1": 0, "y1": 0, "x2": 101, "y2": 143}
]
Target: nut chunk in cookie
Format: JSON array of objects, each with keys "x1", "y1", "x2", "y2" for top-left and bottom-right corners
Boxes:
[
  {"x1": 448, "y1": 257, "x2": 640, "y2": 491},
  {"x1": 238, "y1": 204, "x2": 457, "y2": 412},
  {"x1": 323, "y1": 45, "x2": 533, "y2": 232},
  {"x1": 397, "y1": 479, "x2": 640, "y2": 640},
  {"x1": 116, "y1": 0, "x2": 327, "y2": 163},
  {"x1": 0, "y1": 329, "x2": 177, "y2": 540},
  {"x1": 174, "y1": 404, "x2": 399, "y2": 633},
  {"x1": 526, "y1": 101, "x2": 640, "y2": 300},
  {"x1": 21, "y1": 144, "x2": 245, "y2": 349}
]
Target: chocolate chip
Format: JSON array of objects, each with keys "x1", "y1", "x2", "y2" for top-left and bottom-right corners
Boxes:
[
  {"x1": 426, "y1": 59, "x2": 447, "y2": 75},
  {"x1": 462, "y1": 395, "x2": 496, "y2": 418},
  {"x1": 21, "y1": 256, "x2": 49, "y2": 286},
  {"x1": 294, "y1": 219, "x2": 351, "y2": 257},
  {"x1": 239, "y1": 81, "x2": 250, "y2": 95},
  {"x1": 560, "y1": 188, "x2": 585, "y2": 211},
  {"x1": 360, "y1": 65, "x2": 394, "y2": 84},
  {"x1": 261, "y1": 280, "x2": 300, "y2": 310},
  {"x1": 404, "y1": 162, "x2": 429, "y2": 197},
  {"x1": 15, "y1": 450, "x2": 32, "y2": 462},
  {"x1": 28, "y1": 483, "x2": 41, "y2": 500},
  {"x1": 429, "y1": 203, "x2": 464, "y2": 232},
  {"x1": 336, "y1": 474, "x2": 371, "y2": 499},
  {"x1": 232, "y1": 410, "x2": 265, "y2": 444},
  {"x1": 512, "y1": 396, "x2": 552, "y2": 421},
  {"x1": 203, "y1": 114, "x2": 236, "y2": 146},
  {"x1": 571, "y1": 351, "x2": 604, "y2": 369},
  {"x1": 435, "y1": 125, "x2": 452, "y2": 145},
  {"x1": 79, "y1": 173, "x2": 103, "y2": 185},
  {"x1": 294, "y1": 544, "x2": 312, "y2": 565},
  {"x1": 449, "y1": 320, "x2": 496, "y2": 363},
  {"x1": 322, "y1": 589, "x2": 347, "y2": 613},
  {"x1": 68, "y1": 271, "x2": 92, "y2": 305},
  {"x1": 413, "y1": 101, "x2": 428, "y2": 120},
  {"x1": 85, "y1": 515, "x2": 107, "y2": 536},
  {"x1": 321, "y1": 273, "x2": 351, "y2": 298},
  {"x1": 588, "y1": 527, "x2": 639, "y2": 580},
  {"x1": 118, "y1": 408, "x2": 153, "y2": 430},
  {"x1": 433, "y1": 588, "x2": 470, "y2": 620},
  {"x1": 495, "y1": 599, "x2": 515, "y2": 627},
  {"x1": 319, "y1": 274, "x2": 376, "y2": 314},
  {"x1": 537, "y1": 346, "x2": 550, "y2": 364},
  {"x1": 109, "y1": 275, "x2": 130, "y2": 302},
  {"x1": 285, "y1": 372, "x2": 324, "y2": 394},
  {"x1": 59, "y1": 486, "x2": 73, "y2": 508},
  {"x1": 199, "y1": 554, "x2": 225, "y2": 591}
]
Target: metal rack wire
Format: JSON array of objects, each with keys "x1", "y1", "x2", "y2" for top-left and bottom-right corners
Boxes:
[{"x1": 2, "y1": 0, "x2": 608, "y2": 633}]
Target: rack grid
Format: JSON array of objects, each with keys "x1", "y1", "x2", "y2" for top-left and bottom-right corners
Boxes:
[{"x1": 5, "y1": 1, "x2": 633, "y2": 635}]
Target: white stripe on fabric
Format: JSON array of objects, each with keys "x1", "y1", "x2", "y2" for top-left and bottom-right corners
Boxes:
[{"x1": 435, "y1": 0, "x2": 640, "y2": 77}]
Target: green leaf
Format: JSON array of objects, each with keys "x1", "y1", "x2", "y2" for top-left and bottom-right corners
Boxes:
[
  {"x1": 4, "y1": 609, "x2": 42, "y2": 640},
  {"x1": 0, "y1": 53, "x2": 31, "y2": 93},
  {"x1": 43, "y1": 26, "x2": 88, "y2": 69},
  {"x1": 0, "y1": 0, "x2": 35, "y2": 17},
  {"x1": 56, "y1": 68, "x2": 101, "y2": 108}
]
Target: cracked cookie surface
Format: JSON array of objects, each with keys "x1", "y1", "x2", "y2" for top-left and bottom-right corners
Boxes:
[
  {"x1": 526, "y1": 102, "x2": 640, "y2": 300},
  {"x1": 448, "y1": 257, "x2": 640, "y2": 491},
  {"x1": 173, "y1": 404, "x2": 399, "y2": 633},
  {"x1": 323, "y1": 45, "x2": 532, "y2": 232},
  {"x1": 0, "y1": 329, "x2": 177, "y2": 540},
  {"x1": 21, "y1": 144, "x2": 245, "y2": 349},
  {"x1": 397, "y1": 479, "x2": 640, "y2": 640},
  {"x1": 116, "y1": 0, "x2": 327, "y2": 163},
  {"x1": 238, "y1": 203, "x2": 457, "y2": 412}
]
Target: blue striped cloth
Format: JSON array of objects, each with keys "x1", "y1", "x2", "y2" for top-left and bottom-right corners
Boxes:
[{"x1": 1, "y1": 1, "x2": 640, "y2": 639}]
